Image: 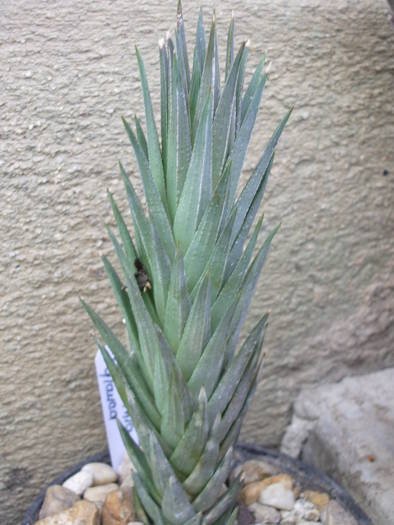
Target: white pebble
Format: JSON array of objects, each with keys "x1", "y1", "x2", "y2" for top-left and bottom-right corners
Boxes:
[
  {"x1": 294, "y1": 498, "x2": 321, "y2": 520},
  {"x1": 63, "y1": 470, "x2": 93, "y2": 495},
  {"x1": 82, "y1": 462, "x2": 117, "y2": 486},
  {"x1": 259, "y1": 481, "x2": 295, "y2": 510},
  {"x1": 250, "y1": 501, "x2": 281, "y2": 523},
  {"x1": 280, "y1": 509, "x2": 297, "y2": 525},
  {"x1": 84, "y1": 483, "x2": 119, "y2": 507}
]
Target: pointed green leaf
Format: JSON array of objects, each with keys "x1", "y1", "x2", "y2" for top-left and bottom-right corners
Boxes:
[
  {"x1": 106, "y1": 197, "x2": 160, "y2": 324},
  {"x1": 166, "y1": 46, "x2": 177, "y2": 216},
  {"x1": 212, "y1": 17, "x2": 221, "y2": 112},
  {"x1": 211, "y1": 215, "x2": 264, "y2": 329},
  {"x1": 193, "y1": 447, "x2": 234, "y2": 512},
  {"x1": 133, "y1": 474, "x2": 165, "y2": 525},
  {"x1": 174, "y1": 95, "x2": 212, "y2": 252},
  {"x1": 147, "y1": 433, "x2": 190, "y2": 502},
  {"x1": 215, "y1": 506, "x2": 238, "y2": 525},
  {"x1": 190, "y1": 9, "x2": 206, "y2": 127},
  {"x1": 183, "y1": 437, "x2": 219, "y2": 495},
  {"x1": 184, "y1": 164, "x2": 231, "y2": 291},
  {"x1": 241, "y1": 57, "x2": 266, "y2": 122},
  {"x1": 218, "y1": 350, "x2": 261, "y2": 442},
  {"x1": 120, "y1": 162, "x2": 154, "y2": 273},
  {"x1": 107, "y1": 191, "x2": 137, "y2": 268},
  {"x1": 207, "y1": 315, "x2": 268, "y2": 423},
  {"x1": 123, "y1": 352, "x2": 162, "y2": 430},
  {"x1": 164, "y1": 250, "x2": 191, "y2": 351},
  {"x1": 105, "y1": 223, "x2": 159, "y2": 328},
  {"x1": 101, "y1": 254, "x2": 139, "y2": 352},
  {"x1": 225, "y1": 14, "x2": 235, "y2": 81},
  {"x1": 111, "y1": 193, "x2": 162, "y2": 333},
  {"x1": 212, "y1": 43, "x2": 246, "y2": 183},
  {"x1": 126, "y1": 387, "x2": 170, "y2": 457},
  {"x1": 226, "y1": 155, "x2": 274, "y2": 276},
  {"x1": 170, "y1": 388, "x2": 209, "y2": 475},
  {"x1": 122, "y1": 120, "x2": 175, "y2": 261},
  {"x1": 235, "y1": 44, "x2": 249, "y2": 133},
  {"x1": 98, "y1": 343, "x2": 127, "y2": 407},
  {"x1": 188, "y1": 299, "x2": 237, "y2": 398},
  {"x1": 166, "y1": 49, "x2": 192, "y2": 221},
  {"x1": 153, "y1": 335, "x2": 173, "y2": 418},
  {"x1": 225, "y1": 74, "x2": 266, "y2": 216},
  {"x1": 185, "y1": 514, "x2": 203, "y2": 525},
  {"x1": 194, "y1": 9, "x2": 206, "y2": 71},
  {"x1": 154, "y1": 328, "x2": 195, "y2": 425},
  {"x1": 81, "y1": 299, "x2": 137, "y2": 384},
  {"x1": 159, "y1": 41, "x2": 169, "y2": 169},
  {"x1": 219, "y1": 412, "x2": 243, "y2": 462},
  {"x1": 205, "y1": 211, "x2": 236, "y2": 300},
  {"x1": 194, "y1": 18, "x2": 219, "y2": 135},
  {"x1": 202, "y1": 476, "x2": 242, "y2": 525},
  {"x1": 176, "y1": 275, "x2": 211, "y2": 380},
  {"x1": 135, "y1": 47, "x2": 165, "y2": 201},
  {"x1": 162, "y1": 475, "x2": 196, "y2": 524},
  {"x1": 118, "y1": 421, "x2": 161, "y2": 502},
  {"x1": 107, "y1": 226, "x2": 167, "y2": 384},
  {"x1": 160, "y1": 372, "x2": 185, "y2": 449},
  {"x1": 227, "y1": 224, "x2": 280, "y2": 349},
  {"x1": 132, "y1": 490, "x2": 149, "y2": 525},
  {"x1": 134, "y1": 115, "x2": 148, "y2": 160},
  {"x1": 82, "y1": 300, "x2": 157, "y2": 419},
  {"x1": 230, "y1": 108, "x2": 292, "y2": 245},
  {"x1": 227, "y1": 213, "x2": 264, "y2": 284},
  {"x1": 150, "y1": 224, "x2": 171, "y2": 325},
  {"x1": 175, "y1": 0, "x2": 191, "y2": 93}
]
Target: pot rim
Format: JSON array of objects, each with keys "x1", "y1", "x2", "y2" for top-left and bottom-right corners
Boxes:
[{"x1": 22, "y1": 443, "x2": 372, "y2": 525}]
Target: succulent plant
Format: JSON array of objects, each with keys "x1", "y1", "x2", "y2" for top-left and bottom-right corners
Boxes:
[{"x1": 83, "y1": 3, "x2": 291, "y2": 524}]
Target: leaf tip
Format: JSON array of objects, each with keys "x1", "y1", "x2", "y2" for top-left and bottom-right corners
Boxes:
[{"x1": 198, "y1": 386, "x2": 207, "y2": 403}]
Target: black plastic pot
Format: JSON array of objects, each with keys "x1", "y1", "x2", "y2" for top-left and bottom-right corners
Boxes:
[{"x1": 23, "y1": 444, "x2": 372, "y2": 525}]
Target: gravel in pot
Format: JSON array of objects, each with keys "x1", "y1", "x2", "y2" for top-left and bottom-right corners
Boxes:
[{"x1": 23, "y1": 444, "x2": 372, "y2": 525}]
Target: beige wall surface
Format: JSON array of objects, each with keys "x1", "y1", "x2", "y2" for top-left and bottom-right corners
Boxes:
[{"x1": 1, "y1": 0, "x2": 393, "y2": 522}]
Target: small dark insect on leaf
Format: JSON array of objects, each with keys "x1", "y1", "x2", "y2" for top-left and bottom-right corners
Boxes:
[{"x1": 134, "y1": 258, "x2": 152, "y2": 293}]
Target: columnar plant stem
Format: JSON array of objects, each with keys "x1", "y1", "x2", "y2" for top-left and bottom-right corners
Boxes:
[{"x1": 83, "y1": 3, "x2": 291, "y2": 524}]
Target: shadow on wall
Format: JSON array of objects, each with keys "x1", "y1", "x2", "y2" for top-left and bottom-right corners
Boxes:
[{"x1": 388, "y1": 0, "x2": 394, "y2": 22}]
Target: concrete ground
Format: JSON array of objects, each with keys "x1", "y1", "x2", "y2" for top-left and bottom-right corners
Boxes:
[{"x1": 281, "y1": 368, "x2": 394, "y2": 525}]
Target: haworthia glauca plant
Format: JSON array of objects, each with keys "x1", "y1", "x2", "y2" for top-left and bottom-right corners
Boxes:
[{"x1": 83, "y1": 3, "x2": 291, "y2": 523}]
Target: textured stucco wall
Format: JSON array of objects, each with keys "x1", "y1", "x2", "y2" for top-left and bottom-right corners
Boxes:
[{"x1": 1, "y1": 1, "x2": 393, "y2": 522}]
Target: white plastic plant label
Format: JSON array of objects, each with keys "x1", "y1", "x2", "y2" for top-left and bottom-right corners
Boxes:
[{"x1": 95, "y1": 350, "x2": 138, "y2": 471}]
